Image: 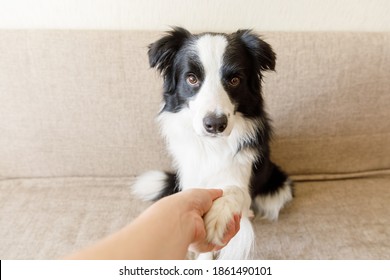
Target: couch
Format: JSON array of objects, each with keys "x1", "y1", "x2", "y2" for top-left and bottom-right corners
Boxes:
[{"x1": 0, "y1": 30, "x2": 389, "y2": 259}]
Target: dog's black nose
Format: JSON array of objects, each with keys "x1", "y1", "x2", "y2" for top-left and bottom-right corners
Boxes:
[{"x1": 203, "y1": 113, "x2": 228, "y2": 134}]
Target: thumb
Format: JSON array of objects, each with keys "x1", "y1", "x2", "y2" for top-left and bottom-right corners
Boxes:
[
  {"x1": 193, "y1": 189, "x2": 223, "y2": 216},
  {"x1": 207, "y1": 189, "x2": 223, "y2": 201},
  {"x1": 185, "y1": 188, "x2": 223, "y2": 216}
]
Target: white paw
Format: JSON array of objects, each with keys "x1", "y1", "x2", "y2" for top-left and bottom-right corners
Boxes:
[{"x1": 203, "y1": 187, "x2": 250, "y2": 246}]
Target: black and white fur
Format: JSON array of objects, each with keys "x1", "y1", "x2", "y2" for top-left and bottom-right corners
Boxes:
[{"x1": 132, "y1": 27, "x2": 293, "y2": 260}]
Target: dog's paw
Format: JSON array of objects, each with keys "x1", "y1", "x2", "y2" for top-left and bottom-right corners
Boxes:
[{"x1": 203, "y1": 187, "x2": 250, "y2": 246}]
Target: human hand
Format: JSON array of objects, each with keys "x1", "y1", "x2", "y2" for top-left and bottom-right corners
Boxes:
[
  {"x1": 65, "y1": 188, "x2": 241, "y2": 260},
  {"x1": 174, "y1": 189, "x2": 241, "y2": 253},
  {"x1": 190, "y1": 212, "x2": 241, "y2": 253}
]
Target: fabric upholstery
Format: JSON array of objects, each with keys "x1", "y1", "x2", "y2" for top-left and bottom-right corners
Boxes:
[
  {"x1": 1, "y1": 31, "x2": 389, "y2": 180},
  {"x1": 0, "y1": 30, "x2": 389, "y2": 260},
  {"x1": 0, "y1": 177, "x2": 388, "y2": 259}
]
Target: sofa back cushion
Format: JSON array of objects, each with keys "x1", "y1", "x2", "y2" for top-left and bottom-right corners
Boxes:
[
  {"x1": 0, "y1": 31, "x2": 389, "y2": 179},
  {"x1": 266, "y1": 32, "x2": 390, "y2": 179}
]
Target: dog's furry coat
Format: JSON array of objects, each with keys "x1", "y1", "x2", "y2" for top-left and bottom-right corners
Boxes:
[{"x1": 133, "y1": 27, "x2": 293, "y2": 259}]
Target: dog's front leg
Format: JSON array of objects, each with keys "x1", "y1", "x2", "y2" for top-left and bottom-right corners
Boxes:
[{"x1": 203, "y1": 186, "x2": 251, "y2": 247}]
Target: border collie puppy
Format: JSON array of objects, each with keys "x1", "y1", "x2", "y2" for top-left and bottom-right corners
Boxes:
[{"x1": 132, "y1": 27, "x2": 293, "y2": 259}]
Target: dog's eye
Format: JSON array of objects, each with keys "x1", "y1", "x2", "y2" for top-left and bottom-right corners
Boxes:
[
  {"x1": 229, "y1": 77, "x2": 241, "y2": 87},
  {"x1": 186, "y1": 74, "x2": 199, "y2": 86}
]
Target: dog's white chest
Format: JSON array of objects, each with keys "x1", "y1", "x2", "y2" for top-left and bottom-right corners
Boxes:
[{"x1": 159, "y1": 110, "x2": 255, "y2": 190}]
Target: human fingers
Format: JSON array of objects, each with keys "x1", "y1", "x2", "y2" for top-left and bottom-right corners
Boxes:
[
  {"x1": 213, "y1": 213, "x2": 241, "y2": 251},
  {"x1": 188, "y1": 238, "x2": 215, "y2": 253},
  {"x1": 189, "y1": 213, "x2": 241, "y2": 253}
]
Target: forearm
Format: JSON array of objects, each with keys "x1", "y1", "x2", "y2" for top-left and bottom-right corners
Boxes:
[
  {"x1": 65, "y1": 189, "x2": 229, "y2": 260},
  {"x1": 66, "y1": 198, "x2": 193, "y2": 260}
]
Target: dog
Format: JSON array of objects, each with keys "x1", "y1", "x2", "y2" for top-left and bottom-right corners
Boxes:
[{"x1": 132, "y1": 27, "x2": 293, "y2": 259}]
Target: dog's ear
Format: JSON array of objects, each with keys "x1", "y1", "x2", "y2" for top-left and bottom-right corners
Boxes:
[
  {"x1": 148, "y1": 27, "x2": 191, "y2": 74},
  {"x1": 236, "y1": 30, "x2": 276, "y2": 72}
]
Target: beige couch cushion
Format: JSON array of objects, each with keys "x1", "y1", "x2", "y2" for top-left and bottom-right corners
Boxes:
[
  {"x1": 0, "y1": 30, "x2": 389, "y2": 260},
  {"x1": 266, "y1": 33, "x2": 390, "y2": 177},
  {"x1": 1, "y1": 31, "x2": 389, "y2": 180},
  {"x1": 0, "y1": 177, "x2": 388, "y2": 259}
]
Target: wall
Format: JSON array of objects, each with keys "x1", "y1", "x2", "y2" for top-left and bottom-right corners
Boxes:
[{"x1": 0, "y1": 0, "x2": 389, "y2": 32}]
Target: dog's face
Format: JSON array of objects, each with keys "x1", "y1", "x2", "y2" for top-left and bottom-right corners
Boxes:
[{"x1": 148, "y1": 27, "x2": 275, "y2": 137}]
